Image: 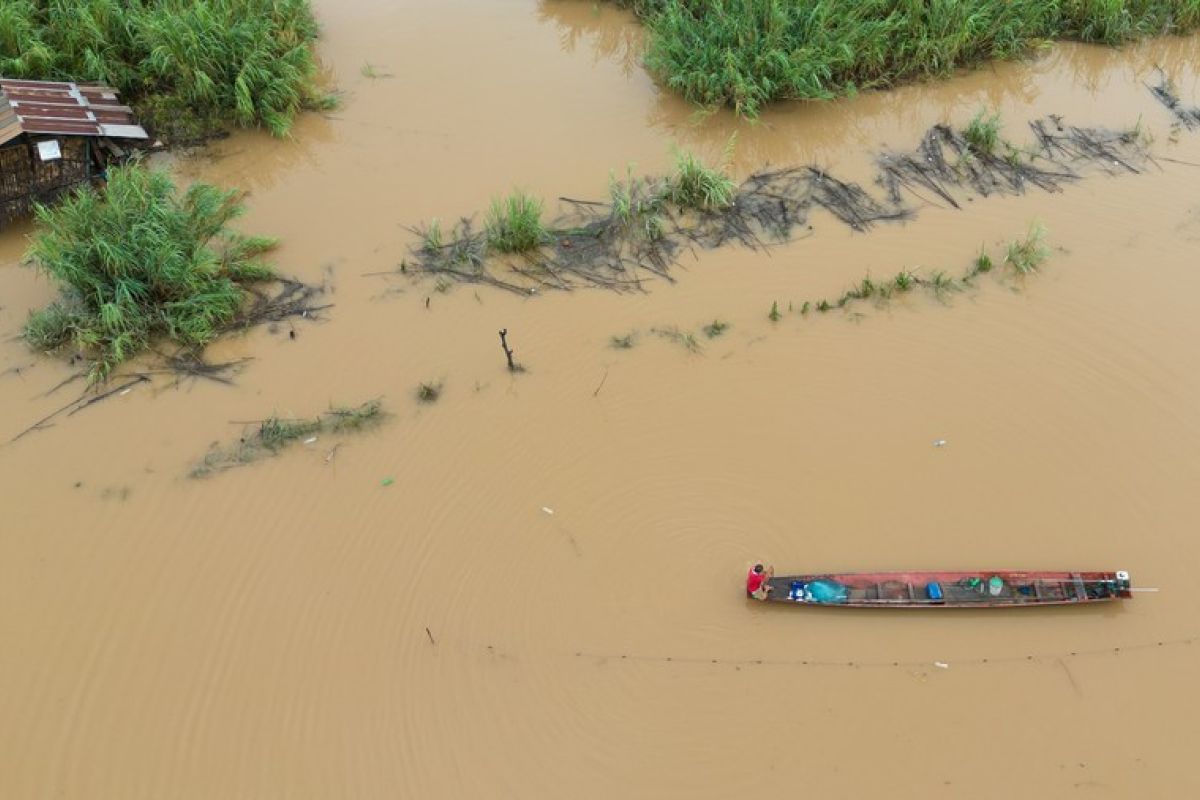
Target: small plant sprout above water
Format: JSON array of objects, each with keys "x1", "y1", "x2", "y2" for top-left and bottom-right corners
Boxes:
[
  {"x1": 651, "y1": 325, "x2": 701, "y2": 353},
  {"x1": 485, "y1": 191, "x2": 548, "y2": 253},
  {"x1": 1006, "y1": 223, "x2": 1049, "y2": 274},
  {"x1": 927, "y1": 270, "x2": 959, "y2": 295},
  {"x1": 768, "y1": 301, "x2": 782, "y2": 322},
  {"x1": 972, "y1": 248, "x2": 994, "y2": 276},
  {"x1": 416, "y1": 381, "x2": 443, "y2": 403},
  {"x1": 1122, "y1": 114, "x2": 1152, "y2": 146},
  {"x1": 702, "y1": 319, "x2": 729, "y2": 338},
  {"x1": 361, "y1": 62, "x2": 391, "y2": 79},
  {"x1": 965, "y1": 108, "x2": 1002, "y2": 155},
  {"x1": 610, "y1": 332, "x2": 638, "y2": 349},
  {"x1": 422, "y1": 219, "x2": 443, "y2": 253},
  {"x1": 665, "y1": 138, "x2": 737, "y2": 211},
  {"x1": 846, "y1": 276, "x2": 876, "y2": 300},
  {"x1": 893, "y1": 270, "x2": 916, "y2": 292}
]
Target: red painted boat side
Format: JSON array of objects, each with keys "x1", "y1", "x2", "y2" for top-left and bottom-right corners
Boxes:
[{"x1": 761, "y1": 570, "x2": 1132, "y2": 608}]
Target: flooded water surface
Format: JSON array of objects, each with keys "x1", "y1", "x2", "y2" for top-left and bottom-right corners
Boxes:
[{"x1": 3, "y1": 1, "x2": 1200, "y2": 796}]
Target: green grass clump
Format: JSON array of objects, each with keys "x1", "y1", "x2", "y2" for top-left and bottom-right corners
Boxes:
[
  {"x1": 1006, "y1": 223, "x2": 1049, "y2": 274},
  {"x1": 486, "y1": 191, "x2": 548, "y2": 253},
  {"x1": 965, "y1": 109, "x2": 1002, "y2": 155},
  {"x1": 623, "y1": 0, "x2": 1200, "y2": 117},
  {"x1": 0, "y1": 0, "x2": 331, "y2": 140},
  {"x1": 702, "y1": 319, "x2": 729, "y2": 337},
  {"x1": 22, "y1": 164, "x2": 276, "y2": 382},
  {"x1": 665, "y1": 147, "x2": 736, "y2": 211}
]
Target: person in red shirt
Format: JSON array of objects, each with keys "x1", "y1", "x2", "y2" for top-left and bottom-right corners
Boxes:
[{"x1": 746, "y1": 563, "x2": 774, "y2": 600}]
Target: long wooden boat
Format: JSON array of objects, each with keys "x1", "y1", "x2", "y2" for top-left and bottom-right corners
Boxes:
[{"x1": 761, "y1": 570, "x2": 1133, "y2": 608}]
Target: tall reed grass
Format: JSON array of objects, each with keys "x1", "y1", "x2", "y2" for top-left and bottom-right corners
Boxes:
[
  {"x1": 23, "y1": 164, "x2": 277, "y2": 381},
  {"x1": 0, "y1": 0, "x2": 329, "y2": 139},
  {"x1": 621, "y1": 0, "x2": 1200, "y2": 116}
]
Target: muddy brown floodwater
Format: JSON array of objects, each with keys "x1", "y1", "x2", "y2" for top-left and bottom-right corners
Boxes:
[{"x1": 3, "y1": 1, "x2": 1200, "y2": 796}]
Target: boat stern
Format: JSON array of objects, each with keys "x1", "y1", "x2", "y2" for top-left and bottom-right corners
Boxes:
[{"x1": 1115, "y1": 570, "x2": 1133, "y2": 599}]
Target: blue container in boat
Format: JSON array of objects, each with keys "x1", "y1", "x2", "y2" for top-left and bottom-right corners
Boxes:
[{"x1": 926, "y1": 582, "x2": 944, "y2": 601}]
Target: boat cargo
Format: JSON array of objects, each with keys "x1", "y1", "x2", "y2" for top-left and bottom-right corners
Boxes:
[{"x1": 761, "y1": 570, "x2": 1133, "y2": 608}]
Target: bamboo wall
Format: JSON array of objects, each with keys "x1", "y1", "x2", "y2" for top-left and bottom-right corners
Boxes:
[{"x1": 0, "y1": 137, "x2": 89, "y2": 226}]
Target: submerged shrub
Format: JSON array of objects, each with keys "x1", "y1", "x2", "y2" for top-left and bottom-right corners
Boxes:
[
  {"x1": 0, "y1": 0, "x2": 330, "y2": 139},
  {"x1": 485, "y1": 191, "x2": 548, "y2": 253},
  {"x1": 23, "y1": 164, "x2": 277, "y2": 381}
]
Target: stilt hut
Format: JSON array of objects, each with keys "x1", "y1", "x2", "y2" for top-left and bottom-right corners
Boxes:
[{"x1": 0, "y1": 78, "x2": 149, "y2": 226}]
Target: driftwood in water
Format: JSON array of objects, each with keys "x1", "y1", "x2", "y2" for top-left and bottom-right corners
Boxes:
[{"x1": 7, "y1": 354, "x2": 254, "y2": 443}]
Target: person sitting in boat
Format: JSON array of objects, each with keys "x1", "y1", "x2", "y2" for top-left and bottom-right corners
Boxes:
[{"x1": 746, "y1": 563, "x2": 774, "y2": 600}]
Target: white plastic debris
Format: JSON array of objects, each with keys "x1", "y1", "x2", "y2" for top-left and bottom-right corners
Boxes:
[
  {"x1": 119, "y1": 387, "x2": 133, "y2": 396},
  {"x1": 303, "y1": 436, "x2": 318, "y2": 445},
  {"x1": 541, "y1": 506, "x2": 555, "y2": 515},
  {"x1": 933, "y1": 439, "x2": 947, "y2": 447},
  {"x1": 934, "y1": 661, "x2": 950, "y2": 669}
]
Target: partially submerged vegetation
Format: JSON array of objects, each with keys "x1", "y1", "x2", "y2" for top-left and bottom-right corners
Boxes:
[
  {"x1": 23, "y1": 165, "x2": 278, "y2": 382},
  {"x1": 0, "y1": 0, "x2": 331, "y2": 141},
  {"x1": 21, "y1": 164, "x2": 329, "y2": 383},
  {"x1": 786, "y1": 224, "x2": 1051, "y2": 320},
  {"x1": 399, "y1": 112, "x2": 1148, "y2": 296},
  {"x1": 416, "y1": 381, "x2": 443, "y2": 403},
  {"x1": 615, "y1": 1, "x2": 1200, "y2": 116},
  {"x1": 191, "y1": 399, "x2": 384, "y2": 477}
]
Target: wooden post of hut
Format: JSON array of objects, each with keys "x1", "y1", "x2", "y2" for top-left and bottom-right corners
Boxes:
[{"x1": 0, "y1": 78, "x2": 149, "y2": 227}]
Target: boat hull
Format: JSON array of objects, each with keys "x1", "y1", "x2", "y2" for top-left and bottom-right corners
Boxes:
[{"x1": 761, "y1": 570, "x2": 1132, "y2": 608}]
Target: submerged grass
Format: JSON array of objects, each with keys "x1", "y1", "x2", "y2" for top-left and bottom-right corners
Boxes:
[
  {"x1": 191, "y1": 399, "x2": 384, "y2": 477},
  {"x1": 793, "y1": 224, "x2": 1049, "y2": 319},
  {"x1": 651, "y1": 325, "x2": 702, "y2": 352},
  {"x1": 23, "y1": 164, "x2": 277, "y2": 382},
  {"x1": 416, "y1": 381, "x2": 443, "y2": 403},
  {"x1": 1006, "y1": 222, "x2": 1049, "y2": 274},
  {"x1": 0, "y1": 0, "x2": 331, "y2": 140},
  {"x1": 405, "y1": 113, "x2": 1146, "y2": 297},
  {"x1": 610, "y1": 331, "x2": 638, "y2": 349},
  {"x1": 621, "y1": 0, "x2": 1200, "y2": 116}
]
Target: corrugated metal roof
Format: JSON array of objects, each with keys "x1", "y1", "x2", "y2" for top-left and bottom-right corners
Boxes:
[{"x1": 0, "y1": 78, "x2": 149, "y2": 146}]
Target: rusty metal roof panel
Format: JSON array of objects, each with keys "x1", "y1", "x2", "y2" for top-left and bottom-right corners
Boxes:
[{"x1": 0, "y1": 78, "x2": 148, "y2": 140}]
